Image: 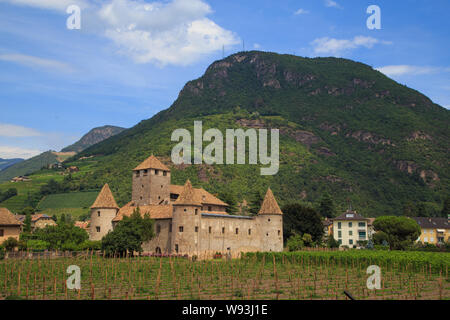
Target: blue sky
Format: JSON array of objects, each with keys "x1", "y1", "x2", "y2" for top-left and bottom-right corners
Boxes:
[{"x1": 0, "y1": 0, "x2": 449, "y2": 159}]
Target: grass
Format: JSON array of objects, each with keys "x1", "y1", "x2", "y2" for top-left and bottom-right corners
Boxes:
[{"x1": 37, "y1": 192, "x2": 98, "y2": 210}]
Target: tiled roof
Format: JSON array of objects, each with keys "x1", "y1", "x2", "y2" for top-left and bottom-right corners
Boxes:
[
  {"x1": 170, "y1": 185, "x2": 228, "y2": 207},
  {"x1": 134, "y1": 155, "x2": 170, "y2": 171},
  {"x1": 332, "y1": 210, "x2": 368, "y2": 221},
  {"x1": 113, "y1": 202, "x2": 173, "y2": 222},
  {"x1": 258, "y1": 188, "x2": 282, "y2": 215},
  {"x1": 74, "y1": 221, "x2": 90, "y2": 230},
  {"x1": 412, "y1": 217, "x2": 449, "y2": 229},
  {"x1": 91, "y1": 184, "x2": 119, "y2": 209},
  {"x1": 0, "y1": 208, "x2": 22, "y2": 226},
  {"x1": 173, "y1": 180, "x2": 202, "y2": 206}
]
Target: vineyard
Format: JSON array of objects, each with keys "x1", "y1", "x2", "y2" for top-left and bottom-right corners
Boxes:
[{"x1": 0, "y1": 251, "x2": 449, "y2": 300}]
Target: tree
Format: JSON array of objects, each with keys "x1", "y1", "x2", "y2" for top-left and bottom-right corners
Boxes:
[
  {"x1": 318, "y1": 192, "x2": 335, "y2": 218},
  {"x1": 326, "y1": 236, "x2": 340, "y2": 248},
  {"x1": 282, "y1": 203, "x2": 323, "y2": 243},
  {"x1": 248, "y1": 189, "x2": 264, "y2": 215},
  {"x1": 302, "y1": 233, "x2": 313, "y2": 247},
  {"x1": 101, "y1": 208, "x2": 155, "y2": 257},
  {"x1": 2, "y1": 237, "x2": 19, "y2": 251},
  {"x1": 442, "y1": 197, "x2": 450, "y2": 218},
  {"x1": 286, "y1": 234, "x2": 304, "y2": 251},
  {"x1": 416, "y1": 203, "x2": 428, "y2": 217},
  {"x1": 402, "y1": 202, "x2": 416, "y2": 217},
  {"x1": 218, "y1": 190, "x2": 238, "y2": 214},
  {"x1": 373, "y1": 216, "x2": 421, "y2": 250},
  {"x1": 23, "y1": 213, "x2": 32, "y2": 233},
  {"x1": 32, "y1": 223, "x2": 89, "y2": 250}
]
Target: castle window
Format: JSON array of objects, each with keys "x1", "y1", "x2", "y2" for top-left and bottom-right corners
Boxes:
[
  {"x1": 158, "y1": 196, "x2": 161, "y2": 200},
  {"x1": 175, "y1": 244, "x2": 179, "y2": 253},
  {"x1": 143, "y1": 169, "x2": 148, "y2": 176},
  {"x1": 163, "y1": 171, "x2": 167, "y2": 176},
  {"x1": 235, "y1": 228, "x2": 239, "y2": 235},
  {"x1": 268, "y1": 218, "x2": 271, "y2": 222},
  {"x1": 98, "y1": 211, "x2": 101, "y2": 217},
  {"x1": 169, "y1": 224, "x2": 172, "y2": 232},
  {"x1": 208, "y1": 206, "x2": 212, "y2": 212},
  {"x1": 266, "y1": 233, "x2": 269, "y2": 236},
  {"x1": 161, "y1": 185, "x2": 163, "y2": 188},
  {"x1": 195, "y1": 226, "x2": 199, "y2": 232},
  {"x1": 184, "y1": 208, "x2": 187, "y2": 212},
  {"x1": 222, "y1": 227, "x2": 225, "y2": 234},
  {"x1": 179, "y1": 226, "x2": 184, "y2": 232},
  {"x1": 135, "y1": 171, "x2": 140, "y2": 177},
  {"x1": 155, "y1": 170, "x2": 159, "y2": 175},
  {"x1": 278, "y1": 230, "x2": 281, "y2": 236},
  {"x1": 209, "y1": 226, "x2": 212, "y2": 234},
  {"x1": 0, "y1": 229, "x2": 3, "y2": 237},
  {"x1": 96, "y1": 227, "x2": 101, "y2": 233},
  {"x1": 195, "y1": 209, "x2": 198, "y2": 215},
  {"x1": 142, "y1": 185, "x2": 144, "y2": 188},
  {"x1": 140, "y1": 196, "x2": 143, "y2": 200},
  {"x1": 248, "y1": 229, "x2": 251, "y2": 235},
  {"x1": 156, "y1": 225, "x2": 161, "y2": 234}
]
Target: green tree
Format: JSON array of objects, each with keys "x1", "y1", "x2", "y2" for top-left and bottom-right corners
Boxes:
[
  {"x1": 373, "y1": 216, "x2": 421, "y2": 250},
  {"x1": 32, "y1": 223, "x2": 88, "y2": 250},
  {"x1": 416, "y1": 203, "x2": 428, "y2": 217},
  {"x1": 286, "y1": 233, "x2": 304, "y2": 251},
  {"x1": 282, "y1": 203, "x2": 323, "y2": 243},
  {"x1": 402, "y1": 202, "x2": 416, "y2": 217},
  {"x1": 326, "y1": 236, "x2": 340, "y2": 248},
  {"x1": 248, "y1": 189, "x2": 264, "y2": 215},
  {"x1": 441, "y1": 197, "x2": 450, "y2": 218},
  {"x1": 23, "y1": 213, "x2": 32, "y2": 233},
  {"x1": 318, "y1": 192, "x2": 335, "y2": 218},
  {"x1": 302, "y1": 233, "x2": 313, "y2": 247},
  {"x1": 101, "y1": 208, "x2": 155, "y2": 257},
  {"x1": 2, "y1": 237, "x2": 19, "y2": 251},
  {"x1": 219, "y1": 190, "x2": 238, "y2": 214}
]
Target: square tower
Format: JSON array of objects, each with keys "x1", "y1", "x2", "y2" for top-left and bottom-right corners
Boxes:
[{"x1": 132, "y1": 155, "x2": 171, "y2": 206}]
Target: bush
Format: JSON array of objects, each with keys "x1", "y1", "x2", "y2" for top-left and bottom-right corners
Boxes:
[
  {"x1": 286, "y1": 234, "x2": 304, "y2": 251},
  {"x1": 0, "y1": 245, "x2": 5, "y2": 260},
  {"x1": 326, "y1": 236, "x2": 340, "y2": 248},
  {"x1": 2, "y1": 237, "x2": 19, "y2": 251},
  {"x1": 78, "y1": 240, "x2": 102, "y2": 251},
  {"x1": 26, "y1": 240, "x2": 50, "y2": 252}
]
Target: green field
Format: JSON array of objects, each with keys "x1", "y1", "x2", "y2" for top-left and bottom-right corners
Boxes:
[{"x1": 37, "y1": 191, "x2": 99, "y2": 210}]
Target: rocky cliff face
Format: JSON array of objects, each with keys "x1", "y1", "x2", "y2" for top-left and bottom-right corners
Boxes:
[{"x1": 62, "y1": 125, "x2": 126, "y2": 153}]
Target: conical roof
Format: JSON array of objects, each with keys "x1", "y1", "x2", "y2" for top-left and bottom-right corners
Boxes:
[
  {"x1": 91, "y1": 184, "x2": 119, "y2": 209},
  {"x1": 134, "y1": 155, "x2": 170, "y2": 171},
  {"x1": 258, "y1": 188, "x2": 283, "y2": 215},
  {"x1": 173, "y1": 180, "x2": 202, "y2": 206}
]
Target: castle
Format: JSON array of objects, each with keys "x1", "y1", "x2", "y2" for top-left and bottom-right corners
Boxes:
[{"x1": 89, "y1": 155, "x2": 283, "y2": 257}]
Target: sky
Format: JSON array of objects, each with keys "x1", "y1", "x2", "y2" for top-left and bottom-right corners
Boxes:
[{"x1": 0, "y1": 0, "x2": 449, "y2": 159}]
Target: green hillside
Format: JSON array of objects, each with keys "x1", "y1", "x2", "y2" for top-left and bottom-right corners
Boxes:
[
  {"x1": 0, "y1": 151, "x2": 58, "y2": 182},
  {"x1": 3, "y1": 51, "x2": 449, "y2": 217}
]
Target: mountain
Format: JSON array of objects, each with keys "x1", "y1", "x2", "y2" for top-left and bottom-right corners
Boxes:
[
  {"x1": 61, "y1": 125, "x2": 126, "y2": 153},
  {"x1": 0, "y1": 151, "x2": 59, "y2": 182},
  {"x1": 67, "y1": 51, "x2": 449, "y2": 216},
  {"x1": 0, "y1": 158, "x2": 24, "y2": 171}
]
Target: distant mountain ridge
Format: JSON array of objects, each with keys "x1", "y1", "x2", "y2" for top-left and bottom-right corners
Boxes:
[
  {"x1": 62, "y1": 125, "x2": 126, "y2": 153},
  {"x1": 0, "y1": 158, "x2": 23, "y2": 171}
]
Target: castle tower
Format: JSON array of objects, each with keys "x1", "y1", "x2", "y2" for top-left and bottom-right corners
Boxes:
[
  {"x1": 132, "y1": 155, "x2": 171, "y2": 206},
  {"x1": 171, "y1": 180, "x2": 202, "y2": 256},
  {"x1": 89, "y1": 184, "x2": 119, "y2": 241},
  {"x1": 257, "y1": 188, "x2": 283, "y2": 252}
]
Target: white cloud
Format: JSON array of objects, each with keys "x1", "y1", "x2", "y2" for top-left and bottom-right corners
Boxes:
[
  {"x1": 0, "y1": 123, "x2": 43, "y2": 137},
  {"x1": 294, "y1": 8, "x2": 309, "y2": 15},
  {"x1": 376, "y1": 65, "x2": 448, "y2": 77},
  {"x1": 311, "y1": 36, "x2": 391, "y2": 56},
  {"x1": 97, "y1": 0, "x2": 240, "y2": 66},
  {"x1": 0, "y1": 146, "x2": 42, "y2": 159},
  {"x1": 0, "y1": 53, "x2": 74, "y2": 73},
  {"x1": 0, "y1": 0, "x2": 88, "y2": 11},
  {"x1": 325, "y1": 0, "x2": 341, "y2": 8},
  {"x1": 253, "y1": 43, "x2": 261, "y2": 49}
]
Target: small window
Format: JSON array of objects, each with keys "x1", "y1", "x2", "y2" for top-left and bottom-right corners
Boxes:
[
  {"x1": 179, "y1": 226, "x2": 184, "y2": 232},
  {"x1": 155, "y1": 170, "x2": 159, "y2": 175},
  {"x1": 169, "y1": 224, "x2": 172, "y2": 232},
  {"x1": 96, "y1": 226, "x2": 101, "y2": 233},
  {"x1": 163, "y1": 171, "x2": 167, "y2": 176},
  {"x1": 158, "y1": 196, "x2": 161, "y2": 200},
  {"x1": 222, "y1": 227, "x2": 225, "y2": 234},
  {"x1": 349, "y1": 230, "x2": 353, "y2": 236},
  {"x1": 209, "y1": 226, "x2": 212, "y2": 234},
  {"x1": 208, "y1": 206, "x2": 212, "y2": 212},
  {"x1": 142, "y1": 185, "x2": 144, "y2": 188},
  {"x1": 97, "y1": 211, "x2": 101, "y2": 217},
  {"x1": 175, "y1": 244, "x2": 179, "y2": 253},
  {"x1": 349, "y1": 222, "x2": 353, "y2": 228},
  {"x1": 135, "y1": 171, "x2": 140, "y2": 177},
  {"x1": 184, "y1": 208, "x2": 187, "y2": 212},
  {"x1": 156, "y1": 225, "x2": 161, "y2": 234},
  {"x1": 161, "y1": 185, "x2": 163, "y2": 188},
  {"x1": 143, "y1": 169, "x2": 148, "y2": 176},
  {"x1": 338, "y1": 222, "x2": 341, "y2": 229},
  {"x1": 235, "y1": 228, "x2": 239, "y2": 234},
  {"x1": 0, "y1": 229, "x2": 4, "y2": 237},
  {"x1": 195, "y1": 226, "x2": 199, "y2": 232},
  {"x1": 278, "y1": 230, "x2": 281, "y2": 236},
  {"x1": 248, "y1": 229, "x2": 251, "y2": 235},
  {"x1": 358, "y1": 222, "x2": 365, "y2": 227},
  {"x1": 268, "y1": 218, "x2": 271, "y2": 222},
  {"x1": 338, "y1": 231, "x2": 342, "y2": 238},
  {"x1": 140, "y1": 196, "x2": 143, "y2": 200},
  {"x1": 349, "y1": 239, "x2": 353, "y2": 245},
  {"x1": 195, "y1": 209, "x2": 198, "y2": 215}
]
